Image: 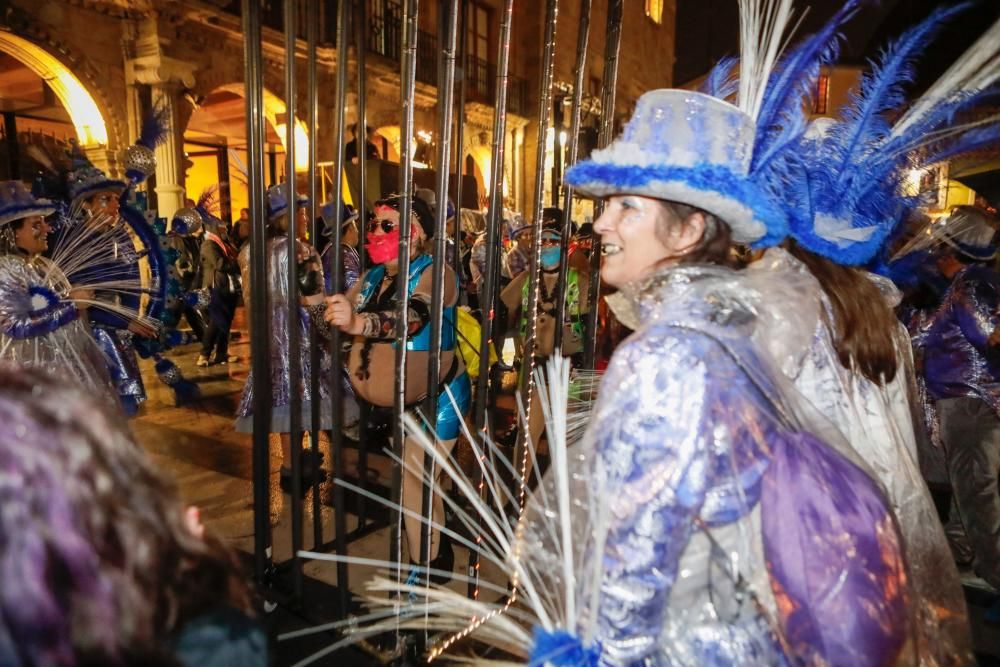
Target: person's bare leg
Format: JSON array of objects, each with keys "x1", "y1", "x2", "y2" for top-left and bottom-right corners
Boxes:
[{"x1": 401, "y1": 434, "x2": 457, "y2": 562}]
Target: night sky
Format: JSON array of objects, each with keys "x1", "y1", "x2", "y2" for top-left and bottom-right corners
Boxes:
[{"x1": 674, "y1": 0, "x2": 1000, "y2": 91}]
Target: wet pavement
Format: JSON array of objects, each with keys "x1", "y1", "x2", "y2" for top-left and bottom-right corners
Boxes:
[{"x1": 133, "y1": 313, "x2": 1000, "y2": 665}]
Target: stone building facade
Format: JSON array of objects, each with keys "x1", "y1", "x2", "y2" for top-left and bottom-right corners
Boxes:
[{"x1": 0, "y1": 0, "x2": 675, "y2": 221}]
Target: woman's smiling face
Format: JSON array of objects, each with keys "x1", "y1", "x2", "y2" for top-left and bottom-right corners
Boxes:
[{"x1": 593, "y1": 195, "x2": 674, "y2": 288}]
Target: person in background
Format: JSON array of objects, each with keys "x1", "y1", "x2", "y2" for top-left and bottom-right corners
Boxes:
[
  {"x1": 0, "y1": 181, "x2": 115, "y2": 403},
  {"x1": 197, "y1": 212, "x2": 241, "y2": 367},
  {"x1": 500, "y1": 215, "x2": 589, "y2": 446},
  {"x1": 321, "y1": 201, "x2": 362, "y2": 293},
  {"x1": 168, "y1": 206, "x2": 206, "y2": 342},
  {"x1": 232, "y1": 207, "x2": 251, "y2": 249},
  {"x1": 0, "y1": 364, "x2": 265, "y2": 666},
  {"x1": 346, "y1": 124, "x2": 380, "y2": 164},
  {"x1": 919, "y1": 205, "x2": 1000, "y2": 592},
  {"x1": 324, "y1": 194, "x2": 470, "y2": 584},
  {"x1": 235, "y1": 184, "x2": 331, "y2": 492}
]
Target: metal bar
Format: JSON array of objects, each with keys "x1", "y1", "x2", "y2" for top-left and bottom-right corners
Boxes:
[
  {"x1": 452, "y1": 0, "x2": 468, "y2": 285},
  {"x1": 583, "y1": 0, "x2": 623, "y2": 370},
  {"x1": 354, "y1": 0, "x2": 371, "y2": 531},
  {"x1": 551, "y1": 102, "x2": 562, "y2": 208},
  {"x1": 241, "y1": 0, "x2": 273, "y2": 587},
  {"x1": 328, "y1": 0, "x2": 352, "y2": 613},
  {"x1": 283, "y1": 0, "x2": 304, "y2": 602},
  {"x1": 421, "y1": 0, "x2": 460, "y2": 583},
  {"x1": 391, "y1": 0, "x2": 420, "y2": 619},
  {"x1": 469, "y1": 0, "x2": 515, "y2": 599},
  {"x1": 513, "y1": 0, "x2": 559, "y2": 478},
  {"x1": 306, "y1": 0, "x2": 323, "y2": 556},
  {"x1": 553, "y1": 0, "x2": 592, "y2": 354}
]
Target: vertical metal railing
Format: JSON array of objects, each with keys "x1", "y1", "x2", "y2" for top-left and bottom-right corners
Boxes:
[
  {"x1": 452, "y1": 0, "x2": 468, "y2": 286},
  {"x1": 389, "y1": 0, "x2": 420, "y2": 631},
  {"x1": 242, "y1": 0, "x2": 273, "y2": 588},
  {"x1": 583, "y1": 0, "x2": 623, "y2": 370},
  {"x1": 553, "y1": 0, "x2": 592, "y2": 354},
  {"x1": 306, "y1": 0, "x2": 323, "y2": 556},
  {"x1": 420, "y1": 0, "x2": 460, "y2": 581},
  {"x1": 354, "y1": 0, "x2": 372, "y2": 532},
  {"x1": 469, "y1": 0, "x2": 515, "y2": 599},
  {"x1": 513, "y1": 0, "x2": 560, "y2": 484},
  {"x1": 327, "y1": 0, "x2": 352, "y2": 613},
  {"x1": 283, "y1": 0, "x2": 305, "y2": 602}
]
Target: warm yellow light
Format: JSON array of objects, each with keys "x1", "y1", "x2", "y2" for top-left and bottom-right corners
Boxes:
[
  {"x1": 0, "y1": 33, "x2": 108, "y2": 146},
  {"x1": 276, "y1": 121, "x2": 311, "y2": 172}
]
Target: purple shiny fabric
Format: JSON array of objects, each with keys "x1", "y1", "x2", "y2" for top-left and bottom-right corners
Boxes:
[
  {"x1": 920, "y1": 265, "x2": 1000, "y2": 414},
  {"x1": 322, "y1": 243, "x2": 361, "y2": 294},
  {"x1": 236, "y1": 237, "x2": 333, "y2": 421},
  {"x1": 763, "y1": 429, "x2": 910, "y2": 667}
]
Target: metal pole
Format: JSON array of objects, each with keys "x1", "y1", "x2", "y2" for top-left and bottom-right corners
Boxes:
[
  {"x1": 553, "y1": 0, "x2": 591, "y2": 354},
  {"x1": 353, "y1": 0, "x2": 371, "y2": 532},
  {"x1": 327, "y1": 0, "x2": 352, "y2": 613},
  {"x1": 469, "y1": 0, "x2": 514, "y2": 599},
  {"x1": 241, "y1": 0, "x2": 273, "y2": 588},
  {"x1": 513, "y1": 0, "x2": 559, "y2": 479},
  {"x1": 582, "y1": 0, "x2": 623, "y2": 370},
  {"x1": 306, "y1": 0, "x2": 323, "y2": 555},
  {"x1": 391, "y1": 0, "x2": 420, "y2": 609},
  {"x1": 452, "y1": 0, "x2": 468, "y2": 284},
  {"x1": 283, "y1": 0, "x2": 304, "y2": 602},
  {"x1": 421, "y1": 0, "x2": 460, "y2": 582}
]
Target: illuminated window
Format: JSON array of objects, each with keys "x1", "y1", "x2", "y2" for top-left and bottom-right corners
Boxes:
[
  {"x1": 814, "y1": 73, "x2": 831, "y2": 115},
  {"x1": 645, "y1": 0, "x2": 663, "y2": 24}
]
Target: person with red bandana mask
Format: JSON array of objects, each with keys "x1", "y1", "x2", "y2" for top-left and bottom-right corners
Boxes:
[{"x1": 324, "y1": 193, "x2": 470, "y2": 584}]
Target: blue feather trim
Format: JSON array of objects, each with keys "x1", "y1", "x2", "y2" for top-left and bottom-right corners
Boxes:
[
  {"x1": 564, "y1": 160, "x2": 788, "y2": 248},
  {"x1": 528, "y1": 627, "x2": 601, "y2": 667},
  {"x1": 0, "y1": 202, "x2": 57, "y2": 226},
  {"x1": 138, "y1": 104, "x2": 171, "y2": 150}
]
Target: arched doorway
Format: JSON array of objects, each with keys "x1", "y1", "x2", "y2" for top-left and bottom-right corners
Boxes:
[
  {"x1": 0, "y1": 33, "x2": 110, "y2": 182},
  {"x1": 183, "y1": 85, "x2": 308, "y2": 223}
]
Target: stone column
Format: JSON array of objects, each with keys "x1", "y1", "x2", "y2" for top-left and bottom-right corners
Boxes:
[
  {"x1": 150, "y1": 82, "x2": 185, "y2": 219},
  {"x1": 125, "y1": 37, "x2": 196, "y2": 220}
]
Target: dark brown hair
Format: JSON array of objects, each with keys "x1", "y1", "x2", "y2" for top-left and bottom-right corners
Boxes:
[
  {"x1": 786, "y1": 240, "x2": 899, "y2": 384},
  {"x1": 654, "y1": 200, "x2": 736, "y2": 268}
]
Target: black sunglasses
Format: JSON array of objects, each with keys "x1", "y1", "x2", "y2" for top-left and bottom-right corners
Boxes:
[{"x1": 366, "y1": 217, "x2": 397, "y2": 234}]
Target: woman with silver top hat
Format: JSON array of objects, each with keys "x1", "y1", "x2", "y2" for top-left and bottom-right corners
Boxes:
[
  {"x1": 0, "y1": 180, "x2": 115, "y2": 403},
  {"x1": 512, "y1": 79, "x2": 916, "y2": 665},
  {"x1": 235, "y1": 184, "x2": 336, "y2": 491},
  {"x1": 323, "y1": 193, "x2": 470, "y2": 584}
]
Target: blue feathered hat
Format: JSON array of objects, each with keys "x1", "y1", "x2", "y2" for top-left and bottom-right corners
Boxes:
[
  {"x1": 564, "y1": 89, "x2": 788, "y2": 247},
  {"x1": 267, "y1": 184, "x2": 309, "y2": 220},
  {"x1": 65, "y1": 141, "x2": 126, "y2": 205},
  {"x1": 0, "y1": 180, "x2": 56, "y2": 226}
]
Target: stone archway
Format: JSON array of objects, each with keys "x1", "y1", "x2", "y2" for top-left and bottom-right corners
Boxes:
[
  {"x1": 183, "y1": 84, "x2": 309, "y2": 222},
  {"x1": 0, "y1": 31, "x2": 113, "y2": 176}
]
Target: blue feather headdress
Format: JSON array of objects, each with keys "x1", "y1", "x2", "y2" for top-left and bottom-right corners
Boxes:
[
  {"x1": 788, "y1": 5, "x2": 1000, "y2": 266},
  {"x1": 123, "y1": 105, "x2": 170, "y2": 184}
]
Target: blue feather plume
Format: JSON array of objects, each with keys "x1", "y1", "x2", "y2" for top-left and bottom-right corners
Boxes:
[
  {"x1": 786, "y1": 3, "x2": 986, "y2": 266},
  {"x1": 701, "y1": 56, "x2": 740, "y2": 101},
  {"x1": 826, "y1": 4, "x2": 970, "y2": 192},
  {"x1": 751, "y1": 0, "x2": 861, "y2": 176},
  {"x1": 922, "y1": 123, "x2": 1000, "y2": 166},
  {"x1": 137, "y1": 104, "x2": 171, "y2": 150}
]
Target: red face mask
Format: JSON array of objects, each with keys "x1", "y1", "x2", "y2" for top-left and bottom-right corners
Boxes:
[{"x1": 366, "y1": 226, "x2": 401, "y2": 264}]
